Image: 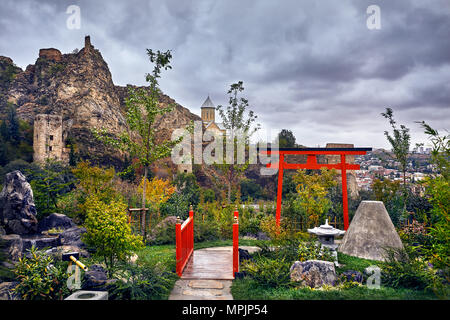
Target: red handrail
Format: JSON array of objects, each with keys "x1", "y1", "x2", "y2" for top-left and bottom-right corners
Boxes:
[
  {"x1": 233, "y1": 208, "x2": 239, "y2": 278},
  {"x1": 176, "y1": 206, "x2": 194, "y2": 277}
]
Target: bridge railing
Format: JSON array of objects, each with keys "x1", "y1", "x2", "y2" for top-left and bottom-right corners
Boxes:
[
  {"x1": 176, "y1": 206, "x2": 194, "y2": 277},
  {"x1": 233, "y1": 208, "x2": 239, "y2": 278}
]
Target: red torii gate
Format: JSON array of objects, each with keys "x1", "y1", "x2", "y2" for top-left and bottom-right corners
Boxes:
[{"x1": 260, "y1": 147, "x2": 372, "y2": 230}]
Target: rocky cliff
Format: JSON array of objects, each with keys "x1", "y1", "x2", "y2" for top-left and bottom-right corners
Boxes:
[{"x1": 0, "y1": 36, "x2": 200, "y2": 169}]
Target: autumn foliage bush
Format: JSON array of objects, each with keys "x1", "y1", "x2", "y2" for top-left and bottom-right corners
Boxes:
[{"x1": 83, "y1": 195, "x2": 144, "y2": 276}]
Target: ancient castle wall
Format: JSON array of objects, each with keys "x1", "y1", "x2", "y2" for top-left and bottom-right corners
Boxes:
[{"x1": 38, "y1": 48, "x2": 62, "y2": 62}]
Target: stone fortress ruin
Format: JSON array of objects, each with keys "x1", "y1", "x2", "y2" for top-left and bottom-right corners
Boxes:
[
  {"x1": 33, "y1": 114, "x2": 69, "y2": 164},
  {"x1": 31, "y1": 36, "x2": 96, "y2": 165}
]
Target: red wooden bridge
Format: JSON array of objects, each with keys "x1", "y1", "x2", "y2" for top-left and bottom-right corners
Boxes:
[{"x1": 175, "y1": 207, "x2": 239, "y2": 279}]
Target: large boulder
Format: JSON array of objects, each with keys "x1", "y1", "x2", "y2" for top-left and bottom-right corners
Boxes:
[
  {"x1": 148, "y1": 216, "x2": 177, "y2": 243},
  {"x1": 0, "y1": 171, "x2": 38, "y2": 235},
  {"x1": 21, "y1": 234, "x2": 61, "y2": 252},
  {"x1": 338, "y1": 201, "x2": 404, "y2": 261},
  {"x1": 60, "y1": 226, "x2": 86, "y2": 247},
  {"x1": 290, "y1": 260, "x2": 338, "y2": 288},
  {"x1": 81, "y1": 264, "x2": 117, "y2": 291},
  {"x1": 38, "y1": 213, "x2": 75, "y2": 233}
]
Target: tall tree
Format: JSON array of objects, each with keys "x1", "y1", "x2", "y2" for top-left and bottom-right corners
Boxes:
[
  {"x1": 278, "y1": 129, "x2": 297, "y2": 148},
  {"x1": 381, "y1": 108, "x2": 411, "y2": 203},
  {"x1": 207, "y1": 81, "x2": 260, "y2": 203},
  {"x1": 93, "y1": 49, "x2": 186, "y2": 241}
]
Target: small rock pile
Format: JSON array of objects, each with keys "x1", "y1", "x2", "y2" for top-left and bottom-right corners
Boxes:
[{"x1": 290, "y1": 260, "x2": 338, "y2": 288}]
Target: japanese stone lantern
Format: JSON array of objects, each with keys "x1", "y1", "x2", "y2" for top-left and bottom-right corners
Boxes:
[{"x1": 307, "y1": 219, "x2": 345, "y2": 266}]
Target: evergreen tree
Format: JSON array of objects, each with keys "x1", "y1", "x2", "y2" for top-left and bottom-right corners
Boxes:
[{"x1": 278, "y1": 129, "x2": 297, "y2": 148}]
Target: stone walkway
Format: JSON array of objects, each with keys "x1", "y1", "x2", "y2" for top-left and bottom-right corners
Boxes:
[
  {"x1": 168, "y1": 246, "x2": 259, "y2": 300},
  {"x1": 169, "y1": 279, "x2": 234, "y2": 300}
]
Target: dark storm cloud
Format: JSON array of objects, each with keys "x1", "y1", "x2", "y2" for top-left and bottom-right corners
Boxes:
[{"x1": 0, "y1": 0, "x2": 449, "y2": 148}]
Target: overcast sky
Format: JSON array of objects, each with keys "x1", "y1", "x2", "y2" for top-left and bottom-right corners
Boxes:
[{"x1": 1, "y1": 0, "x2": 449, "y2": 149}]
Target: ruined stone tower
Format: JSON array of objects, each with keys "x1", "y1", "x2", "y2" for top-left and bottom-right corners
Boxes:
[
  {"x1": 83, "y1": 35, "x2": 94, "y2": 55},
  {"x1": 33, "y1": 114, "x2": 69, "y2": 164}
]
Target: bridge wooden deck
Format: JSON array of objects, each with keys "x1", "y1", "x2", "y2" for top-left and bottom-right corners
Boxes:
[{"x1": 180, "y1": 247, "x2": 234, "y2": 280}]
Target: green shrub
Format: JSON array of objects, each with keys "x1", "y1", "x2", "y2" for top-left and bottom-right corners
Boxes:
[
  {"x1": 110, "y1": 261, "x2": 176, "y2": 300},
  {"x1": 173, "y1": 173, "x2": 201, "y2": 206},
  {"x1": 148, "y1": 218, "x2": 177, "y2": 245},
  {"x1": 336, "y1": 274, "x2": 363, "y2": 289},
  {"x1": 241, "y1": 256, "x2": 292, "y2": 288},
  {"x1": 194, "y1": 216, "x2": 220, "y2": 242},
  {"x1": 298, "y1": 240, "x2": 335, "y2": 263},
  {"x1": 215, "y1": 206, "x2": 234, "y2": 239},
  {"x1": 239, "y1": 206, "x2": 265, "y2": 236},
  {"x1": 27, "y1": 160, "x2": 75, "y2": 219},
  {"x1": 423, "y1": 176, "x2": 449, "y2": 270},
  {"x1": 201, "y1": 188, "x2": 215, "y2": 203},
  {"x1": 56, "y1": 190, "x2": 80, "y2": 222},
  {"x1": 259, "y1": 215, "x2": 298, "y2": 242},
  {"x1": 255, "y1": 238, "x2": 304, "y2": 263},
  {"x1": 240, "y1": 179, "x2": 262, "y2": 201},
  {"x1": 398, "y1": 220, "x2": 431, "y2": 246},
  {"x1": 48, "y1": 63, "x2": 65, "y2": 76},
  {"x1": 195, "y1": 204, "x2": 234, "y2": 239},
  {"x1": 83, "y1": 195, "x2": 144, "y2": 276},
  {"x1": 159, "y1": 193, "x2": 190, "y2": 219},
  {"x1": 381, "y1": 246, "x2": 437, "y2": 291},
  {"x1": 13, "y1": 246, "x2": 69, "y2": 300},
  {"x1": 71, "y1": 161, "x2": 119, "y2": 223}
]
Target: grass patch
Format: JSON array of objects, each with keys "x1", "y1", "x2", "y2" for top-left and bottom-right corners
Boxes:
[
  {"x1": 336, "y1": 252, "x2": 382, "y2": 274},
  {"x1": 136, "y1": 244, "x2": 176, "y2": 272},
  {"x1": 231, "y1": 278, "x2": 438, "y2": 300}
]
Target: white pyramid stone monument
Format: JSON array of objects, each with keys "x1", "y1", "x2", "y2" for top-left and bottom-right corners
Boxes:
[{"x1": 338, "y1": 201, "x2": 404, "y2": 261}]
